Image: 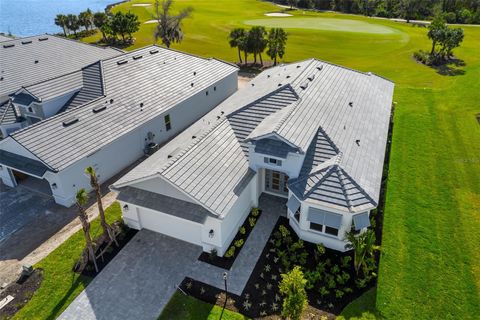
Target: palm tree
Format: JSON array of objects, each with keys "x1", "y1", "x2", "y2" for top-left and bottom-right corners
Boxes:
[
  {"x1": 267, "y1": 28, "x2": 288, "y2": 65},
  {"x1": 79, "y1": 9, "x2": 94, "y2": 31},
  {"x1": 75, "y1": 189, "x2": 98, "y2": 272},
  {"x1": 85, "y1": 167, "x2": 117, "y2": 245},
  {"x1": 55, "y1": 14, "x2": 68, "y2": 36},
  {"x1": 93, "y1": 12, "x2": 109, "y2": 42},
  {"x1": 345, "y1": 229, "x2": 380, "y2": 276},
  {"x1": 229, "y1": 28, "x2": 247, "y2": 64},
  {"x1": 66, "y1": 14, "x2": 80, "y2": 38},
  {"x1": 247, "y1": 26, "x2": 267, "y2": 65},
  {"x1": 153, "y1": 0, "x2": 193, "y2": 48}
]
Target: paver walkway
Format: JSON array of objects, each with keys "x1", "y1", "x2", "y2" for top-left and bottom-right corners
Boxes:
[{"x1": 60, "y1": 194, "x2": 286, "y2": 319}]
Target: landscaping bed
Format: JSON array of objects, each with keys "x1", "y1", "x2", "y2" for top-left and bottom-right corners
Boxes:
[
  {"x1": 183, "y1": 217, "x2": 375, "y2": 318},
  {"x1": 0, "y1": 269, "x2": 43, "y2": 319},
  {"x1": 79, "y1": 222, "x2": 137, "y2": 277},
  {"x1": 198, "y1": 208, "x2": 262, "y2": 270}
]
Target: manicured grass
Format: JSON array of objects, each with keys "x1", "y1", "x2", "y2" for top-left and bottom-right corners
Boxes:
[
  {"x1": 13, "y1": 202, "x2": 122, "y2": 320},
  {"x1": 81, "y1": 1, "x2": 480, "y2": 318},
  {"x1": 338, "y1": 288, "x2": 379, "y2": 320},
  {"x1": 158, "y1": 291, "x2": 249, "y2": 320}
]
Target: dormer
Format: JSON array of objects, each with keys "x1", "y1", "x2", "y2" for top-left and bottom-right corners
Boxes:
[{"x1": 245, "y1": 134, "x2": 306, "y2": 178}]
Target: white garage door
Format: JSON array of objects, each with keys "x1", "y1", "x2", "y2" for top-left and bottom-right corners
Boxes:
[{"x1": 137, "y1": 207, "x2": 203, "y2": 245}]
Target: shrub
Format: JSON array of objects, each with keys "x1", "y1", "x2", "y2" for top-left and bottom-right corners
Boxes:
[
  {"x1": 234, "y1": 239, "x2": 244, "y2": 248},
  {"x1": 319, "y1": 286, "x2": 329, "y2": 297},
  {"x1": 251, "y1": 207, "x2": 260, "y2": 217},
  {"x1": 239, "y1": 226, "x2": 246, "y2": 235},
  {"x1": 279, "y1": 225, "x2": 290, "y2": 238},
  {"x1": 444, "y1": 11, "x2": 457, "y2": 23},
  {"x1": 248, "y1": 217, "x2": 257, "y2": 227},
  {"x1": 224, "y1": 246, "x2": 236, "y2": 258},
  {"x1": 413, "y1": 50, "x2": 432, "y2": 65},
  {"x1": 335, "y1": 289, "x2": 344, "y2": 299},
  {"x1": 279, "y1": 266, "x2": 308, "y2": 320},
  {"x1": 317, "y1": 243, "x2": 326, "y2": 255}
]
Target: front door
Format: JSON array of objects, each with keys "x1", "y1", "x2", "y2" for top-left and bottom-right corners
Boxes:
[{"x1": 265, "y1": 169, "x2": 289, "y2": 196}]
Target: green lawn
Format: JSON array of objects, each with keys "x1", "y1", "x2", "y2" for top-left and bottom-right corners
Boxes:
[
  {"x1": 84, "y1": 1, "x2": 478, "y2": 318},
  {"x1": 13, "y1": 202, "x2": 123, "y2": 320},
  {"x1": 159, "y1": 291, "x2": 249, "y2": 320}
]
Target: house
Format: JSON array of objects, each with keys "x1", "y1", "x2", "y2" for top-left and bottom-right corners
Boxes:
[
  {"x1": 0, "y1": 46, "x2": 238, "y2": 206},
  {"x1": 0, "y1": 34, "x2": 122, "y2": 136},
  {"x1": 112, "y1": 59, "x2": 394, "y2": 253}
]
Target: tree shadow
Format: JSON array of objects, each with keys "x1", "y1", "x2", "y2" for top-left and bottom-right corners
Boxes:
[{"x1": 432, "y1": 58, "x2": 466, "y2": 76}]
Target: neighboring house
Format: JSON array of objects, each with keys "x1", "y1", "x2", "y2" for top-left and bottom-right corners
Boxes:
[
  {"x1": 0, "y1": 46, "x2": 238, "y2": 206},
  {"x1": 0, "y1": 34, "x2": 122, "y2": 137},
  {"x1": 112, "y1": 59, "x2": 394, "y2": 253}
]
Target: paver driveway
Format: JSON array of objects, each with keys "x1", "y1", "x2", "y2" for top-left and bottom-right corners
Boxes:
[{"x1": 58, "y1": 230, "x2": 203, "y2": 320}]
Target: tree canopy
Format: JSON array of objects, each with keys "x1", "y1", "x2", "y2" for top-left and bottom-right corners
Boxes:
[{"x1": 153, "y1": 0, "x2": 193, "y2": 48}]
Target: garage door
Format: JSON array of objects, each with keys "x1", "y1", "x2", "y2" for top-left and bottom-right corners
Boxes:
[{"x1": 137, "y1": 207, "x2": 202, "y2": 245}]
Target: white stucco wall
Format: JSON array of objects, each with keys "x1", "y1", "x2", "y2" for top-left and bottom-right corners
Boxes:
[{"x1": 41, "y1": 91, "x2": 78, "y2": 118}]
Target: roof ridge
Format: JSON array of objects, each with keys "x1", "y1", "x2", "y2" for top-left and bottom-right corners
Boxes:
[
  {"x1": 338, "y1": 166, "x2": 377, "y2": 208},
  {"x1": 336, "y1": 165, "x2": 353, "y2": 211}
]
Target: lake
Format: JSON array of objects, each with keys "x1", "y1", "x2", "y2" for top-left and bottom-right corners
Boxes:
[{"x1": 0, "y1": 0, "x2": 115, "y2": 37}]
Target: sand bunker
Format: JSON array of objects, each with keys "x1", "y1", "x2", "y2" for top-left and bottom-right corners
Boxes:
[
  {"x1": 265, "y1": 12, "x2": 293, "y2": 17},
  {"x1": 144, "y1": 20, "x2": 159, "y2": 24},
  {"x1": 132, "y1": 3, "x2": 151, "y2": 7}
]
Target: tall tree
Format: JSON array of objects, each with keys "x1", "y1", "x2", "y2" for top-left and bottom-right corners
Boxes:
[
  {"x1": 288, "y1": 0, "x2": 299, "y2": 9},
  {"x1": 279, "y1": 266, "x2": 308, "y2": 320},
  {"x1": 125, "y1": 12, "x2": 140, "y2": 40},
  {"x1": 75, "y1": 189, "x2": 98, "y2": 272},
  {"x1": 55, "y1": 14, "x2": 68, "y2": 36},
  {"x1": 153, "y1": 0, "x2": 193, "y2": 48},
  {"x1": 247, "y1": 26, "x2": 267, "y2": 65},
  {"x1": 228, "y1": 28, "x2": 247, "y2": 64},
  {"x1": 428, "y1": 14, "x2": 447, "y2": 55},
  {"x1": 85, "y1": 167, "x2": 117, "y2": 246},
  {"x1": 111, "y1": 11, "x2": 140, "y2": 43},
  {"x1": 79, "y1": 9, "x2": 94, "y2": 31},
  {"x1": 66, "y1": 14, "x2": 80, "y2": 37},
  {"x1": 93, "y1": 12, "x2": 109, "y2": 41},
  {"x1": 267, "y1": 28, "x2": 288, "y2": 65}
]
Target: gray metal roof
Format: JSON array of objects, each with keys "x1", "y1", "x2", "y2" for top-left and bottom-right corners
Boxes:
[
  {"x1": 0, "y1": 149, "x2": 49, "y2": 177},
  {"x1": 22, "y1": 70, "x2": 83, "y2": 102},
  {"x1": 116, "y1": 186, "x2": 211, "y2": 223},
  {"x1": 9, "y1": 46, "x2": 238, "y2": 171},
  {"x1": 0, "y1": 100, "x2": 21, "y2": 125},
  {"x1": 114, "y1": 59, "x2": 393, "y2": 216},
  {"x1": 0, "y1": 35, "x2": 121, "y2": 98}
]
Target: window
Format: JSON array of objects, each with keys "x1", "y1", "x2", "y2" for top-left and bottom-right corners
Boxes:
[
  {"x1": 206, "y1": 91, "x2": 209, "y2": 96},
  {"x1": 325, "y1": 226, "x2": 339, "y2": 236},
  {"x1": 164, "y1": 114, "x2": 171, "y2": 131},
  {"x1": 294, "y1": 207, "x2": 300, "y2": 222},
  {"x1": 310, "y1": 222, "x2": 323, "y2": 232},
  {"x1": 214, "y1": 86, "x2": 217, "y2": 91},
  {"x1": 264, "y1": 157, "x2": 282, "y2": 166},
  {"x1": 28, "y1": 107, "x2": 33, "y2": 113}
]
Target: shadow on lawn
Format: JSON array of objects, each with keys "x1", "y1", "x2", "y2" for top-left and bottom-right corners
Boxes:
[
  {"x1": 46, "y1": 274, "x2": 91, "y2": 320},
  {"x1": 433, "y1": 58, "x2": 466, "y2": 76}
]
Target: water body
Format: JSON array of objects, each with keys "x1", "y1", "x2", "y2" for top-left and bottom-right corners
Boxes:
[{"x1": 0, "y1": 0, "x2": 114, "y2": 37}]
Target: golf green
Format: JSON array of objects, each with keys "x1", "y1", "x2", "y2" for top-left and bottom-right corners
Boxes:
[{"x1": 244, "y1": 17, "x2": 399, "y2": 34}]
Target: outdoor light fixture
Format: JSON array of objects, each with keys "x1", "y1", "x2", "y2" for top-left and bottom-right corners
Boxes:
[
  {"x1": 123, "y1": 204, "x2": 129, "y2": 211},
  {"x1": 209, "y1": 229, "x2": 214, "y2": 238},
  {"x1": 220, "y1": 272, "x2": 228, "y2": 320}
]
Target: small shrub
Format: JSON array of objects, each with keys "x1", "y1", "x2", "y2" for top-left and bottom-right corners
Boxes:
[
  {"x1": 335, "y1": 289, "x2": 344, "y2": 299},
  {"x1": 319, "y1": 286, "x2": 329, "y2": 297},
  {"x1": 239, "y1": 226, "x2": 246, "y2": 235},
  {"x1": 234, "y1": 239, "x2": 244, "y2": 248},
  {"x1": 209, "y1": 248, "x2": 218, "y2": 260},
  {"x1": 279, "y1": 225, "x2": 290, "y2": 238},
  {"x1": 413, "y1": 50, "x2": 432, "y2": 65},
  {"x1": 251, "y1": 207, "x2": 260, "y2": 217},
  {"x1": 341, "y1": 255, "x2": 352, "y2": 268},
  {"x1": 317, "y1": 243, "x2": 326, "y2": 255},
  {"x1": 279, "y1": 266, "x2": 308, "y2": 320},
  {"x1": 224, "y1": 246, "x2": 236, "y2": 258},
  {"x1": 331, "y1": 264, "x2": 340, "y2": 274},
  {"x1": 248, "y1": 217, "x2": 257, "y2": 227}
]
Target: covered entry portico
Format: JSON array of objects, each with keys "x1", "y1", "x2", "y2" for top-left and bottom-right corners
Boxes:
[{"x1": 264, "y1": 169, "x2": 289, "y2": 197}]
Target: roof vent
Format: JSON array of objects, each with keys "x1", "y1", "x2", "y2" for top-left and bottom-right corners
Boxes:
[
  {"x1": 38, "y1": 37, "x2": 48, "y2": 41},
  {"x1": 0, "y1": 77, "x2": 3, "y2": 81},
  {"x1": 308, "y1": 74, "x2": 315, "y2": 81},
  {"x1": 221, "y1": 111, "x2": 224, "y2": 115},
  {"x1": 191, "y1": 83, "x2": 194, "y2": 87},
  {"x1": 117, "y1": 60, "x2": 127, "y2": 65},
  {"x1": 349, "y1": 102, "x2": 353, "y2": 107},
  {"x1": 316, "y1": 65, "x2": 323, "y2": 71},
  {"x1": 3, "y1": 44, "x2": 14, "y2": 48},
  {"x1": 286, "y1": 75, "x2": 291, "y2": 79},
  {"x1": 193, "y1": 71, "x2": 196, "y2": 76},
  {"x1": 355, "y1": 139, "x2": 360, "y2": 146},
  {"x1": 217, "y1": 116, "x2": 221, "y2": 120},
  {"x1": 278, "y1": 83, "x2": 282, "y2": 87},
  {"x1": 34, "y1": 60, "x2": 39, "y2": 64},
  {"x1": 63, "y1": 117, "x2": 79, "y2": 127},
  {"x1": 133, "y1": 55, "x2": 143, "y2": 60},
  {"x1": 296, "y1": 65, "x2": 301, "y2": 68},
  {"x1": 22, "y1": 40, "x2": 32, "y2": 45},
  {"x1": 110, "y1": 99, "x2": 114, "y2": 104},
  {"x1": 267, "y1": 75, "x2": 270, "y2": 78},
  {"x1": 92, "y1": 105, "x2": 107, "y2": 113},
  {"x1": 251, "y1": 83, "x2": 255, "y2": 87},
  {"x1": 150, "y1": 49, "x2": 159, "y2": 54},
  {"x1": 300, "y1": 82, "x2": 308, "y2": 90}
]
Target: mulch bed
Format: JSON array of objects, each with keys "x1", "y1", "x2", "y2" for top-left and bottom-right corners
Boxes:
[
  {"x1": 198, "y1": 209, "x2": 262, "y2": 270},
  {"x1": 79, "y1": 224, "x2": 137, "y2": 278},
  {"x1": 0, "y1": 269, "x2": 43, "y2": 319},
  {"x1": 183, "y1": 217, "x2": 375, "y2": 318}
]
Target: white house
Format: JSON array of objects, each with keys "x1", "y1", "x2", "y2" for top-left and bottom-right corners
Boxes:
[
  {"x1": 111, "y1": 59, "x2": 394, "y2": 254},
  {"x1": 0, "y1": 34, "x2": 122, "y2": 137},
  {"x1": 0, "y1": 46, "x2": 238, "y2": 206}
]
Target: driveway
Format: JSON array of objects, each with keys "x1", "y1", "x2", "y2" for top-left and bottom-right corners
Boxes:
[{"x1": 58, "y1": 231, "x2": 203, "y2": 320}]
